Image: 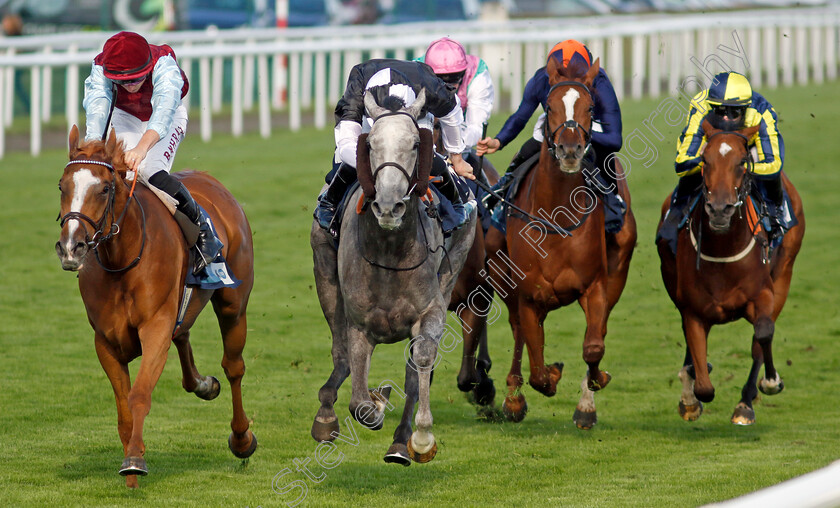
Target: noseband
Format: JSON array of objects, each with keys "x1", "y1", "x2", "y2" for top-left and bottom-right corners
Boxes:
[
  {"x1": 59, "y1": 158, "x2": 146, "y2": 272},
  {"x1": 544, "y1": 81, "x2": 593, "y2": 162},
  {"x1": 369, "y1": 110, "x2": 422, "y2": 198}
]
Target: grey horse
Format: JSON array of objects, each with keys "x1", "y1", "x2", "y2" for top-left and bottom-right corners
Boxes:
[{"x1": 310, "y1": 89, "x2": 476, "y2": 464}]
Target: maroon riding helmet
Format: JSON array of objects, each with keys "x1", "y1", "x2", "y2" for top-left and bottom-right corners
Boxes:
[{"x1": 101, "y1": 31, "x2": 154, "y2": 81}]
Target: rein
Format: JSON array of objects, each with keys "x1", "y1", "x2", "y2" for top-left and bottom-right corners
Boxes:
[
  {"x1": 544, "y1": 81, "x2": 593, "y2": 162},
  {"x1": 59, "y1": 159, "x2": 147, "y2": 273}
]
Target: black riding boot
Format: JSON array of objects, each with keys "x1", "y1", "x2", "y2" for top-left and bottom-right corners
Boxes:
[
  {"x1": 656, "y1": 172, "x2": 703, "y2": 253},
  {"x1": 149, "y1": 171, "x2": 224, "y2": 275},
  {"x1": 483, "y1": 136, "x2": 541, "y2": 210},
  {"x1": 432, "y1": 155, "x2": 474, "y2": 229},
  {"x1": 314, "y1": 162, "x2": 356, "y2": 230},
  {"x1": 762, "y1": 174, "x2": 786, "y2": 244}
]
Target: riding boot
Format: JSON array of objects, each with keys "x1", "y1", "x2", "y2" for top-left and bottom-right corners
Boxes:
[
  {"x1": 432, "y1": 155, "x2": 475, "y2": 230},
  {"x1": 762, "y1": 174, "x2": 786, "y2": 246},
  {"x1": 149, "y1": 170, "x2": 224, "y2": 275},
  {"x1": 656, "y1": 172, "x2": 703, "y2": 253},
  {"x1": 314, "y1": 162, "x2": 356, "y2": 230},
  {"x1": 482, "y1": 137, "x2": 541, "y2": 210}
]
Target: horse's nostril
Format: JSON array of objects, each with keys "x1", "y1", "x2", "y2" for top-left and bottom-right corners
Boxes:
[
  {"x1": 372, "y1": 202, "x2": 382, "y2": 215},
  {"x1": 72, "y1": 242, "x2": 87, "y2": 256},
  {"x1": 55, "y1": 241, "x2": 65, "y2": 257},
  {"x1": 393, "y1": 201, "x2": 406, "y2": 216}
]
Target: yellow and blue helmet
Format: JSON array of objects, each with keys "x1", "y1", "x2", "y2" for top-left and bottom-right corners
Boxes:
[{"x1": 707, "y1": 71, "x2": 752, "y2": 106}]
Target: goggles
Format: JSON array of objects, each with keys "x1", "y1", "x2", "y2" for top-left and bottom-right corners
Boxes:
[
  {"x1": 711, "y1": 104, "x2": 745, "y2": 119},
  {"x1": 437, "y1": 71, "x2": 465, "y2": 86},
  {"x1": 113, "y1": 75, "x2": 147, "y2": 86}
]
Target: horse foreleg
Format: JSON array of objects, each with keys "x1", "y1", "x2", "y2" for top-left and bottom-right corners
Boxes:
[
  {"x1": 173, "y1": 330, "x2": 220, "y2": 401},
  {"x1": 678, "y1": 349, "x2": 708, "y2": 421},
  {"x1": 407, "y1": 318, "x2": 441, "y2": 464},
  {"x1": 312, "y1": 323, "x2": 350, "y2": 442},
  {"x1": 732, "y1": 339, "x2": 762, "y2": 425},
  {"x1": 347, "y1": 327, "x2": 382, "y2": 430},
  {"x1": 384, "y1": 355, "x2": 419, "y2": 466},
  {"x1": 215, "y1": 309, "x2": 257, "y2": 458},
  {"x1": 94, "y1": 333, "x2": 138, "y2": 488},
  {"x1": 121, "y1": 321, "x2": 173, "y2": 479},
  {"x1": 578, "y1": 281, "x2": 611, "y2": 392},
  {"x1": 753, "y1": 290, "x2": 784, "y2": 398},
  {"x1": 518, "y1": 302, "x2": 563, "y2": 397},
  {"x1": 683, "y1": 313, "x2": 713, "y2": 403},
  {"x1": 455, "y1": 305, "x2": 495, "y2": 406},
  {"x1": 502, "y1": 296, "x2": 528, "y2": 422}
]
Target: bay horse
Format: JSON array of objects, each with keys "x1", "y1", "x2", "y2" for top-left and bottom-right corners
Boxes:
[
  {"x1": 485, "y1": 57, "x2": 637, "y2": 428},
  {"x1": 434, "y1": 120, "x2": 499, "y2": 407},
  {"x1": 56, "y1": 127, "x2": 257, "y2": 487},
  {"x1": 310, "y1": 90, "x2": 476, "y2": 464},
  {"x1": 657, "y1": 120, "x2": 804, "y2": 425}
]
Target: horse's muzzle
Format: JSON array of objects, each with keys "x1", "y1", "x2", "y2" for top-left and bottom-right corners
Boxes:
[
  {"x1": 371, "y1": 198, "x2": 407, "y2": 230},
  {"x1": 55, "y1": 238, "x2": 88, "y2": 271},
  {"x1": 704, "y1": 201, "x2": 736, "y2": 232}
]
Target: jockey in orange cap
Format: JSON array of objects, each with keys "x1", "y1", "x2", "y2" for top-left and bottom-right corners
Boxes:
[{"x1": 477, "y1": 39, "x2": 626, "y2": 233}]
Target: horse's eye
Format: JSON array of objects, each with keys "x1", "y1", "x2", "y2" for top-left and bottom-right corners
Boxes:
[
  {"x1": 413, "y1": 141, "x2": 420, "y2": 150},
  {"x1": 101, "y1": 185, "x2": 111, "y2": 195}
]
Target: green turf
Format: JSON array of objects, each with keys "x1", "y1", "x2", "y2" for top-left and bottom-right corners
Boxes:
[{"x1": 1, "y1": 79, "x2": 839, "y2": 507}]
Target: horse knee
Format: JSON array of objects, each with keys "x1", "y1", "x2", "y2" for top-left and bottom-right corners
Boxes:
[
  {"x1": 582, "y1": 343, "x2": 605, "y2": 364},
  {"x1": 754, "y1": 317, "x2": 774, "y2": 345}
]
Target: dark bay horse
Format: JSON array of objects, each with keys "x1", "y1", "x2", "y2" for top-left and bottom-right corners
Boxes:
[
  {"x1": 310, "y1": 90, "x2": 476, "y2": 464},
  {"x1": 485, "y1": 57, "x2": 637, "y2": 429},
  {"x1": 56, "y1": 127, "x2": 256, "y2": 487},
  {"x1": 657, "y1": 120, "x2": 804, "y2": 425},
  {"x1": 434, "y1": 120, "x2": 499, "y2": 406}
]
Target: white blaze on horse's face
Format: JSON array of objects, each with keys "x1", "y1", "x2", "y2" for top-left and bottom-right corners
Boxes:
[
  {"x1": 718, "y1": 142, "x2": 733, "y2": 157},
  {"x1": 56, "y1": 168, "x2": 101, "y2": 269},
  {"x1": 562, "y1": 88, "x2": 580, "y2": 123}
]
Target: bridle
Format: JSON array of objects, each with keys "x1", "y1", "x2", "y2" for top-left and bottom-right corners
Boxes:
[
  {"x1": 58, "y1": 158, "x2": 146, "y2": 273},
  {"x1": 700, "y1": 131, "x2": 754, "y2": 215},
  {"x1": 543, "y1": 81, "x2": 594, "y2": 162},
  {"x1": 369, "y1": 110, "x2": 422, "y2": 198}
]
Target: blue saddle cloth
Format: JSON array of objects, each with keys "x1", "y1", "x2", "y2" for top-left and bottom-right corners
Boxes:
[{"x1": 184, "y1": 206, "x2": 242, "y2": 289}]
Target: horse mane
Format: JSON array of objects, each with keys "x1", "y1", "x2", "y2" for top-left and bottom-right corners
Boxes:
[
  {"x1": 74, "y1": 134, "x2": 130, "y2": 178},
  {"x1": 380, "y1": 94, "x2": 406, "y2": 112}
]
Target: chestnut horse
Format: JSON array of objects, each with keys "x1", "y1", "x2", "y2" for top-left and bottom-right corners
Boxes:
[
  {"x1": 485, "y1": 57, "x2": 637, "y2": 428},
  {"x1": 56, "y1": 127, "x2": 257, "y2": 487},
  {"x1": 657, "y1": 120, "x2": 804, "y2": 425}
]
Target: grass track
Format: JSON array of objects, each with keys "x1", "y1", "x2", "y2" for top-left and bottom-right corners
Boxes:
[{"x1": 1, "y1": 79, "x2": 839, "y2": 507}]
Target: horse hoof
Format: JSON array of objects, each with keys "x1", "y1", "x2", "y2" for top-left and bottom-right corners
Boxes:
[
  {"x1": 195, "y1": 376, "x2": 221, "y2": 401},
  {"x1": 502, "y1": 395, "x2": 528, "y2": 422},
  {"x1": 549, "y1": 362, "x2": 564, "y2": 384},
  {"x1": 119, "y1": 456, "x2": 148, "y2": 476},
  {"x1": 587, "y1": 370, "x2": 611, "y2": 391},
  {"x1": 759, "y1": 375, "x2": 784, "y2": 396},
  {"x1": 472, "y1": 377, "x2": 496, "y2": 407},
  {"x1": 407, "y1": 436, "x2": 437, "y2": 463},
  {"x1": 369, "y1": 386, "x2": 392, "y2": 413},
  {"x1": 383, "y1": 443, "x2": 411, "y2": 466},
  {"x1": 731, "y1": 402, "x2": 755, "y2": 426},
  {"x1": 311, "y1": 416, "x2": 340, "y2": 443},
  {"x1": 573, "y1": 408, "x2": 597, "y2": 430},
  {"x1": 679, "y1": 400, "x2": 703, "y2": 421},
  {"x1": 229, "y1": 431, "x2": 258, "y2": 459}
]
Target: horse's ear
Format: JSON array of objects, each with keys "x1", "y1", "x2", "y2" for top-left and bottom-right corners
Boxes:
[
  {"x1": 546, "y1": 56, "x2": 561, "y2": 85},
  {"x1": 583, "y1": 58, "x2": 600, "y2": 88},
  {"x1": 701, "y1": 119, "x2": 720, "y2": 139},
  {"x1": 68, "y1": 125, "x2": 80, "y2": 159},
  {"x1": 356, "y1": 133, "x2": 376, "y2": 199},
  {"x1": 104, "y1": 128, "x2": 118, "y2": 158},
  {"x1": 739, "y1": 124, "x2": 761, "y2": 140},
  {"x1": 364, "y1": 91, "x2": 387, "y2": 120},
  {"x1": 407, "y1": 88, "x2": 426, "y2": 120},
  {"x1": 413, "y1": 128, "x2": 434, "y2": 196}
]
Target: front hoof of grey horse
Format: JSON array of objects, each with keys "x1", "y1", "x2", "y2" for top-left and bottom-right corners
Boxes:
[
  {"x1": 407, "y1": 433, "x2": 437, "y2": 463},
  {"x1": 730, "y1": 402, "x2": 755, "y2": 426},
  {"x1": 573, "y1": 408, "x2": 597, "y2": 430},
  {"x1": 383, "y1": 443, "x2": 411, "y2": 466},
  {"x1": 311, "y1": 415, "x2": 340, "y2": 443},
  {"x1": 229, "y1": 430, "x2": 258, "y2": 459},
  {"x1": 679, "y1": 400, "x2": 703, "y2": 421},
  {"x1": 119, "y1": 456, "x2": 148, "y2": 477},
  {"x1": 350, "y1": 402, "x2": 384, "y2": 431},
  {"x1": 759, "y1": 374, "x2": 784, "y2": 395},
  {"x1": 194, "y1": 376, "x2": 221, "y2": 400}
]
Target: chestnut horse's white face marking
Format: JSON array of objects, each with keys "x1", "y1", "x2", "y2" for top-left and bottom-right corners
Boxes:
[
  {"x1": 64, "y1": 169, "x2": 100, "y2": 244},
  {"x1": 562, "y1": 88, "x2": 580, "y2": 122},
  {"x1": 718, "y1": 142, "x2": 733, "y2": 157}
]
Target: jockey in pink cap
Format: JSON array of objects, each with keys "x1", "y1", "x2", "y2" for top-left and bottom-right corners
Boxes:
[{"x1": 419, "y1": 37, "x2": 494, "y2": 175}]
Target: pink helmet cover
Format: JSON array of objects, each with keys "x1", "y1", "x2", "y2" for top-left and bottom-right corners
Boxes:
[{"x1": 424, "y1": 37, "x2": 468, "y2": 74}]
